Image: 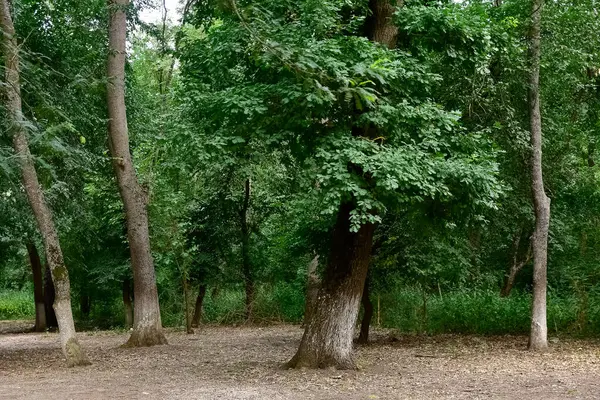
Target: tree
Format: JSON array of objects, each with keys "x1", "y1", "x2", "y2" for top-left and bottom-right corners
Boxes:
[
  {"x1": 107, "y1": 0, "x2": 167, "y2": 346},
  {"x1": 286, "y1": 0, "x2": 402, "y2": 369},
  {"x1": 238, "y1": 178, "x2": 255, "y2": 320},
  {"x1": 0, "y1": 0, "x2": 89, "y2": 366},
  {"x1": 178, "y1": 0, "x2": 500, "y2": 368},
  {"x1": 26, "y1": 241, "x2": 46, "y2": 331},
  {"x1": 527, "y1": 0, "x2": 549, "y2": 351}
]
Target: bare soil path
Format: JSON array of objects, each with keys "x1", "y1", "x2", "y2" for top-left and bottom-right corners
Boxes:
[{"x1": 1, "y1": 323, "x2": 599, "y2": 399}]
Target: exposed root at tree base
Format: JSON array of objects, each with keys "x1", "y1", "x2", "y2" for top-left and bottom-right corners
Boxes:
[
  {"x1": 284, "y1": 352, "x2": 358, "y2": 370},
  {"x1": 123, "y1": 327, "x2": 168, "y2": 347},
  {"x1": 64, "y1": 338, "x2": 91, "y2": 367}
]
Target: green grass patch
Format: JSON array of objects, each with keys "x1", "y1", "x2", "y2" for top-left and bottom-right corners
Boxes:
[{"x1": 0, "y1": 291, "x2": 35, "y2": 320}]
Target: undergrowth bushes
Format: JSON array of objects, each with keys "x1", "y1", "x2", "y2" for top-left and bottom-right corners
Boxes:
[
  {"x1": 0, "y1": 291, "x2": 34, "y2": 320},
  {"x1": 2, "y1": 285, "x2": 600, "y2": 336}
]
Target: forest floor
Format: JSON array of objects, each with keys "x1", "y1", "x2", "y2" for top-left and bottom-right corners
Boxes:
[{"x1": 1, "y1": 321, "x2": 600, "y2": 399}]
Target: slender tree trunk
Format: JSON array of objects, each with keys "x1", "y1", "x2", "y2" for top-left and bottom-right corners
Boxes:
[
  {"x1": 44, "y1": 265, "x2": 58, "y2": 329},
  {"x1": 286, "y1": 0, "x2": 398, "y2": 370},
  {"x1": 286, "y1": 202, "x2": 375, "y2": 369},
  {"x1": 107, "y1": 0, "x2": 166, "y2": 347},
  {"x1": 528, "y1": 0, "x2": 549, "y2": 351},
  {"x1": 27, "y1": 242, "x2": 46, "y2": 332},
  {"x1": 0, "y1": 0, "x2": 89, "y2": 366},
  {"x1": 303, "y1": 254, "x2": 320, "y2": 327},
  {"x1": 80, "y1": 294, "x2": 91, "y2": 318},
  {"x1": 501, "y1": 232, "x2": 532, "y2": 297},
  {"x1": 183, "y1": 278, "x2": 193, "y2": 334},
  {"x1": 122, "y1": 278, "x2": 134, "y2": 328},
  {"x1": 191, "y1": 284, "x2": 207, "y2": 328},
  {"x1": 357, "y1": 276, "x2": 373, "y2": 344},
  {"x1": 240, "y1": 178, "x2": 254, "y2": 321}
]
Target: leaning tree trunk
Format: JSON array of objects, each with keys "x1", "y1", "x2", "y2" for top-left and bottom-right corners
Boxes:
[
  {"x1": 286, "y1": 202, "x2": 376, "y2": 369},
  {"x1": 285, "y1": 0, "x2": 398, "y2": 370},
  {"x1": 44, "y1": 265, "x2": 58, "y2": 328},
  {"x1": 527, "y1": 0, "x2": 550, "y2": 352},
  {"x1": 500, "y1": 230, "x2": 532, "y2": 297},
  {"x1": 240, "y1": 178, "x2": 255, "y2": 321},
  {"x1": 303, "y1": 254, "x2": 320, "y2": 327},
  {"x1": 191, "y1": 285, "x2": 207, "y2": 328},
  {"x1": 0, "y1": 0, "x2": 89, "y2": 367},
  {"x1": 107, "y1": 0, "x2": 167, "y2": 347},
  {"x1": 357, "y1": 276, "x2": 373, "y2": 344},
  {"x1": 27, "y1": 242, "x2": 46, "y2": 332},
  {"x1": 122, "y1": 278, "x2": 134, "y2": 328}
]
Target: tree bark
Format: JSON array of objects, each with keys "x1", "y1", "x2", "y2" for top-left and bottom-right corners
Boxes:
[
  {"x1": 107, "y1": 0, "x2": 167, "y2": 347},
  {"x1": 500, "y1": 231, "x2": 532, "y2": 297},
  {"x1": 527, "y1": 0, "x2": 549, "y2": 352},
  {"x1": 240, "y1": 178, "x2": 254, "y2": 321},
  {"x1": 0, "y1": 0, "x2": 89, "y2": 366},
  {"x1": 44, "y1": 265, "x2": 58, "y2": 329},
  {"x1": 191, "y1": 285, "x2": 207, "y2": 328},
  {"x1": 303, "y1": 254, "x2": 320, "y2": 327},
  {"x1": 366, "y1": 0, "x2": 401, "y2": 48},
  {"x1": 286, "y1": 202, "x2": 376, "y2": 369},
  {"x1": 183, "y1": 278, "x2": 193, "y2": 333},
  {"x1": 79, "y1": 294, "x2": 91, "y2": 318},
  {"x1": 357, "y1": 276, "x2": 373, "y2": 344},
  {"x1": 27, "y1": 242, "x2": 46, "y2": 332},
  {"x1": 286, "y1": 0, "x2": 398, "y2": 370},
  {"x1": 122, "y1": 278, "x2": 134, "y2": 328}
]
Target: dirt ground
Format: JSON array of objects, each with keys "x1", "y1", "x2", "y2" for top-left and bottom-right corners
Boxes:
[{"x1": 1, "y1": 321, "x2": 600, "y2": 399}]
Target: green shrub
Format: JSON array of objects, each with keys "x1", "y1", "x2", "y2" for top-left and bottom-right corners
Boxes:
[{"x1": 378, "y1": 285, "x2": 597, "y2": 336}]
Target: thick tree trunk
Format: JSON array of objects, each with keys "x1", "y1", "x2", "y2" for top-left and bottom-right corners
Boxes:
[
  {"x1": 191, "y1": 285, "x2": 207, "y2": 328},
  {"x1": 367, "y1": 0, "x2": 401, "y2": 48},
  {"x1": 27, "y1": 242, "x2": 46, "y2": 332},
  {"x1": 240, "y1": 178, "x2": 254, "y2": 321},
  {"x1": 357, "y1": 276, "x2": 373, "y2": 344},
  {"x1": 0, "y1": 0, "x2": 89, "y2": 366},
  {"x1": 286, "y1": 0, "x2": 397, "y2": 370},
  {"x1": 527, "y1": 0, "x2": 549, "y2": 352},
  {"x1": 107, "y1": 0, "x2": 166, "y2": 347},
  {"x1": 303, "y1": 255, "x2": 320, "y2": 327},
  {"x1": 286, "y1": 202, "x2": 376, "y2": 369},
  {"x1": 44, "y1": 265, "x2": 58, "y2": 329},
  {"x1": 122, "y1": 278, "x2": 134, "y2": 328}
]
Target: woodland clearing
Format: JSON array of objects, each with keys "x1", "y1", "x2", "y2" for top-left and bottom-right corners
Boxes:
[{"x1": 1, "y1": 322, "x2": 599, "y2": 399}]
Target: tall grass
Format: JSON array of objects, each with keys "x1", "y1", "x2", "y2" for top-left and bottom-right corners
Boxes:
[
  {"x1": 3, "y1": 284, "x2": 600, "y2": 336},
  {"x1": 379, "y1": 286, "x2": 591, "y2": 335},
  {"x1": 0, "y1": 291, "x2": 34, "y2": 320}
]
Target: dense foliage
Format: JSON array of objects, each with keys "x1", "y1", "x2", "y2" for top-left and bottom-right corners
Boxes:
[{"x1": 1, "y1": 0, "x2": 600, "y2": 337}]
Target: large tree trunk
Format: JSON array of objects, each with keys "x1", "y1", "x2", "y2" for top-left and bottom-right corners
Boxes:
[
  {"x1": 44, "y1": 265, "x2": 58, "y2": 329},
  {"x1": 0, "y1": 0, "x2": 89, "y2": 367},
  {"x1": 286, "y1": 0, "x2": 398, "y2": 370},
  {"x1": 107, "y1": 0, "x2": 167, "y2": 347},
  {"x1": 286, "y1": 202, "x2": 375, "y2": 369},
  {"x1": 527, "y1": 0, "x2": 549, "y2": 352},
  {"x1": 191, "y1": 284, "x2": 207, "y2": 328},
  {"x1": 357, "y1": 276, "x2": 373, "y2": 344},
  {"x1": 240, "y1": 178, "x2": 254, "y2": 321},
  {"x1": 122, "y1": 278, "x2": 134, "y2": 328},
  {"x1": 27, "y1": 242, "x2": 46, "y2": 332},
  {"x1": 303, "y1": 254, "x2": 320, "y2": 327}
]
